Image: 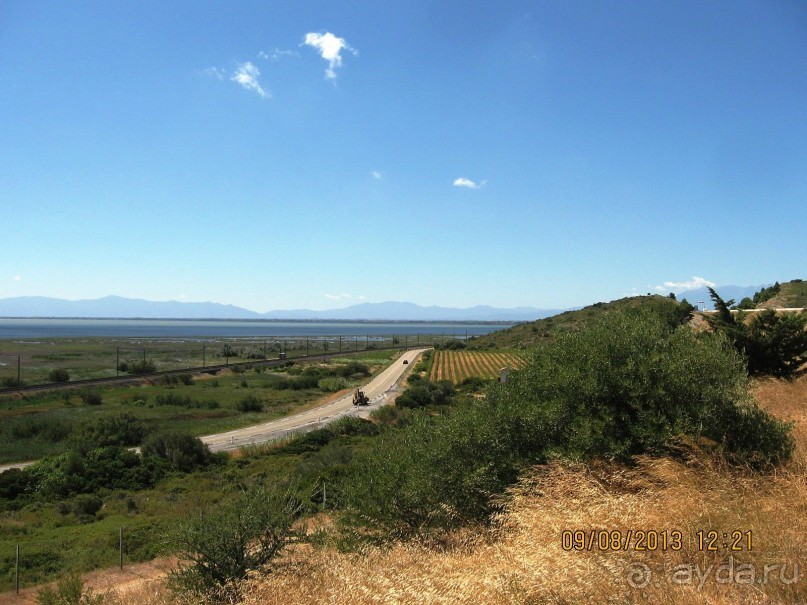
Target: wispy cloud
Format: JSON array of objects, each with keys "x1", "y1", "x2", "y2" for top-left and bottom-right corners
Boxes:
[
  {"x1": 655, "y1": 276, "x2": 716, "y2": 292},
  {"x1": 13, "y1": 275, "x2": 21, "y2": 282},
  {"x1": 325, "y1": 293, "x2": 365, "y2": 302},
  {"x1": 371, "y1": 170, "x2": 383, "y2": 180},
  {"x1": 231, "y1": 61, "x2": 269, "y2": 98},
  {"x1": 453, "y1": 177, "x2": 486, "y2": 189},
  {"x1": 203, "y1": 67, "x2": 225, "y2": 81},
  {"x1": 259, "y1": 48, "x2": 299, "y2": 61},
  {"x1": 303, "y1": 32, "x2": 356, "y2": 80}
]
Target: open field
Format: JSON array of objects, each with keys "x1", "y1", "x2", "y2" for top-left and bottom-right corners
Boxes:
[
  {"x1": 0, "y1": 349, "x2": 400, "y2": 465},
  {"x1": 0, "y1": 335, "x2": 436, "y2": 389},
  {"x1": 429, "y1": 350, "x2": 527, "y2": 383}
]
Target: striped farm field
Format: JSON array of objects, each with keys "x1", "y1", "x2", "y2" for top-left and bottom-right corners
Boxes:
[{"x1": 429, "y1": 350, "x2": 527, "y2": 383}]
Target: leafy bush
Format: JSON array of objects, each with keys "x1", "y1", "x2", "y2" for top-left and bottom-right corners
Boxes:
[
  {"x1": 336, "y1": 361, "x2": 371, "y2": 377},
  {"x1": 141, "y1": 432, "x2": 217, "y2": 473},
  {"x1": 73, "y1": 493, "x2": 103, "y2": 517},
  {"x1": 70, "y1": 413, "x2": 145, "y2": 452},
  {"x1": 118, "y1": 359, "x2": 156, "y2": 375},
  {"x1": 706, "y1": 288, "x2": 807, "y2": 377},
  {"x1": 9, "y1": 416, "x2": 72, "y2": 442},
  {"x1": 237, "y1": 395, "x2": 264, "y2": 412},
  {"x1": 79, "y1": 390, "x2": 103, "y2": 406},
  {"x1": 395, "y1": 380, "x2": 455, "y2": 409},
  {"x1": 165, "y1": 484, "x2": 302, "y2": 602},
  {"x1": 0, "y1": 377, "x2": 24, "y2": 388},
  {"x1": 491, "y1": 309, "x2": 794, "y2": 465},
  {"x1": 29, "y1": 447, "x2": 164, "y2": 499},
  {"x1": 435, "y1": 339, "x2": 467, "y2": 351},
  {"x1": 0, "y1": 468, "x2": 35, "y2": 500},
  {"x1": 48, "y1": 368, "x2": 70, "y2": 383}
]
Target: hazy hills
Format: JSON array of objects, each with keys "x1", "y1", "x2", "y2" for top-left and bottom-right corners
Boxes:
[
  {"x1": 0, "y1": 296, "x2": 562, "y2": 322},
  {"x1": 0, "y1": 281, "x2": 794, "y2": 320}
]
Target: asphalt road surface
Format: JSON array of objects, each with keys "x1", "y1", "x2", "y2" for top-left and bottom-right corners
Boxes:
[
  {"x1": 202, "y1": 347, "x2": 428, "y2": 452},
  {"x1": 0, "y1": 348, "x2": 428, "y2": 473}
]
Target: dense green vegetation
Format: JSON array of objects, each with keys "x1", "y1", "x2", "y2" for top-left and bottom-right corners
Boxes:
[
  {"x1": 335, "y1": 310, "x2": 792, "y2": 542},
  {"x1": 707, "y1": 287, "x2": 807, "y2": 378},
  {"x1": 468, "y1": 294, "x2": 694, "y2": 349}
]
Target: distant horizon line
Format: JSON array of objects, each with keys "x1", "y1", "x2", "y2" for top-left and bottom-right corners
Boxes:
[{"x1": 0, "y1": 316, "x2": 518, "y2": 324}]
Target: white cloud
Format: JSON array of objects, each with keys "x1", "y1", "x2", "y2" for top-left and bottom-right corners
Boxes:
[
  {"x1": 259, "y1": 48, "x2": 299, "y2": 61},
  {"x1": 371, "y1": 170, "x2": 383, "y2": 180},
  {"x1": 13, "y1": 275, "x2": 21, "y2": 281},
  {"x1": 453, "y1": 177, "x2": 486, "y2": 189},
  {"x1": 325, "y1": 293, "x2": 366, "y2": 303},
  {"x1": 657, "y1": 276, "x2": 716, "y2": 292},
  {"x1": 203, "y1": 67, "x2": 225, "y2": 80},
  {"x1": 303, "y1": 32, "x2": 356, "y2": 79},
  {"x1": 231, "y1": 62, "x2": 269, "y2": 98}
]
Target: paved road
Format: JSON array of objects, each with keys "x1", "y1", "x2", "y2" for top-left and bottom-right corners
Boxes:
[
  {"x1": 202, "y1": 347, "x2": 427, "y2": 452},
  {"x1": 0, "y1": 349, "x2": 427, "y2": 473}
]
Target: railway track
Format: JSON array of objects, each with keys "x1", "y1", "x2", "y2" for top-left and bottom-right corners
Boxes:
[{"x1": 0, "y1": 346, "x2": 408, "y2": 397}]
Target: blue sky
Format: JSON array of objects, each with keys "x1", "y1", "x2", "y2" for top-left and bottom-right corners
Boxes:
[{"x1": 2, "y1": 1, "x2": 805, "y2": 312}]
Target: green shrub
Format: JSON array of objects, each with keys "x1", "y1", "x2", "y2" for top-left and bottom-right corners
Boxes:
[
  {"x1": 70, "y1": 413, "x2": 145, "y2": 452},
  {"x1": 141, "y1": 432, "x2": 216, "y2": 473},
  {"x1": 0, "y1": 468, "x2": 35, "y2": 500},
  {"x1": 119, "y1": 359, "x2": 156, "y2": 375},
  {"x1": 72, "y1": 494, "x2": 102, "y2": 517},
  {"x1": 79, "y1": 390, "x2": 103, "y2": 406},
  {"x1": 48, "y1": 368, "x2": 70, "y2": 383},
  {"x1": 29, "y1": 447, "x2": 164, "y2": 499},
  {"x1": 165, "y1": 484, "x2": 302, "y2": 602},
  {"x1": 336, "y1": 361, "x2": 371, "y2": 378},
  {"x1": 707, "y1": 288, "x2": 807, "y2": 377},
  {"x1": 9, "y1": 416, "x2": 72, "y2": 442},
  {"x1": 237, "y1": 395, "x2": 264, "y2": 413},
  {"x1": 395, "y1": 380, "x2": 455, "y2": 409},
  {"x1": 490, "y1": 309, "x2": 793, "y2": 466}
]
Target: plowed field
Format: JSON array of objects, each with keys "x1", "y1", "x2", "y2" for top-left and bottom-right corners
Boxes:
[{"x1": 429, "y1": 350, "x2": 527, "y2": 383}]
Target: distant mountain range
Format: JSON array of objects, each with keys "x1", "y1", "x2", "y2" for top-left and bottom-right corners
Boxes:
[
  {"x1": 0, "y1": 284, "x2": 774, "y2": 320},
  {"x1": 0, "y1": 296, "x2": 563, "y2": 322}
]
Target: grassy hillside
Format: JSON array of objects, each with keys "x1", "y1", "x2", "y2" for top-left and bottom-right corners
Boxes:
[
  {"x1": 756, "y1": 279, "x2": 807, "y2": 309},
  {"x1": 112, "y1": 376, "x2": 807, "y2": 605},
  {"x1": 469, "y1": 294, "x2": 689, "y2": 349}
]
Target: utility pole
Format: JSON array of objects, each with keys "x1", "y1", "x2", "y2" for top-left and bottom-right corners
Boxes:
[
  {"x1": 119, "y1": 527, "x2": 124, "y2": 570},
  {"x1": 17, "y1": 355, "x2": 21, "y2": 393},
  {"x1": 116, "y1": 346, "x2": 120, "y2": 377},
  {"x1": 15, "y1": 545, "x2": 19, "y2": 594}
]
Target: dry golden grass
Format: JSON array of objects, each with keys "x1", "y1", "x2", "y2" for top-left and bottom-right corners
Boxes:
[{"x1": 109, "y1": 376, "x2": 807, "y2": 605}]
